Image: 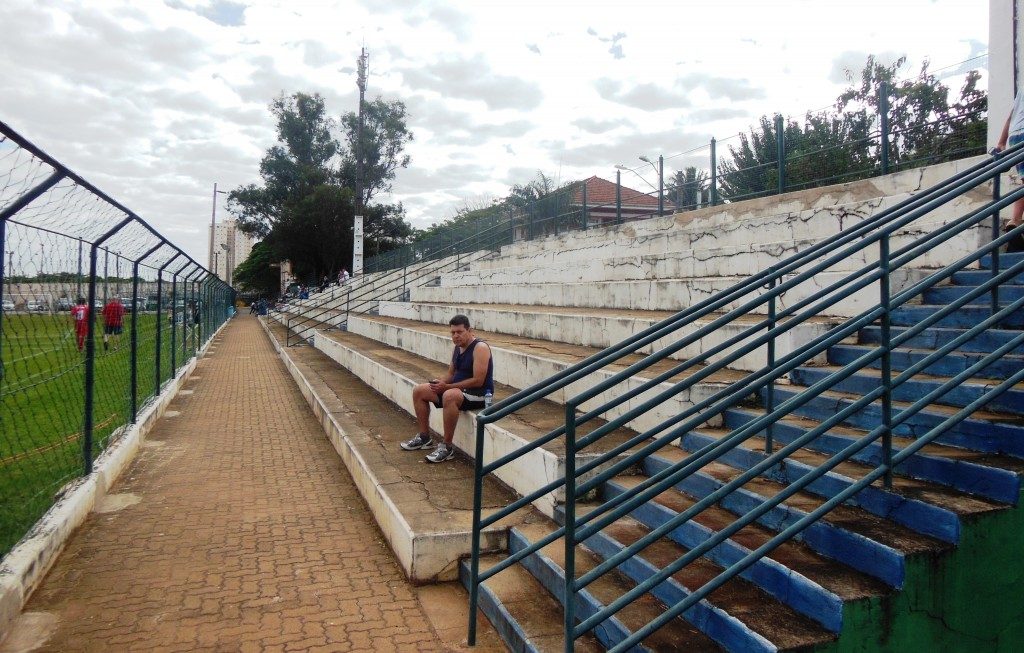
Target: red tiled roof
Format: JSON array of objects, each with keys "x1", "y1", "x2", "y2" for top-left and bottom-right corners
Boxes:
[{"x1": 572, "y1": 176, "x2": 660, "y2": 208}]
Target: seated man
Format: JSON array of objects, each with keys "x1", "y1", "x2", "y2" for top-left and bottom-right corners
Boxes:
[{"x1": 401, "y1": 314, "x2": 493, "y2": 463}]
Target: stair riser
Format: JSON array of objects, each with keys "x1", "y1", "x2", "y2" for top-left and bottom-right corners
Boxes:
[
  {"x1": 378, "y1": 301, "x2": 833, "y2": 373},
  {"x1": 769, "y1": 388, "x2": 1024, "y2": 458},
  {"x1": 789, "y1": 368, "x2": 1024, "y2": 417},
  {"x1": 643, "y1": 456, "x2": 906, "y2": 587},
  {"x1": 952, "y1": 270, "x2": 1024, "y2": 286},
  {"x1": 600, "y1": 482, "x2": 845, "y2": 632},
  {"x1": 858, "y1": 325, "x2": 1024, "y2": 356},
  {"x1": 565, "y1": 522, "x2": 777, "y2": 652},
  {"x1": 458, "y1": 562, "x2": 546, "y2": 653},
  {"x1": 888, "y1": 306, "x2": 1024, "y2": 328},
  {"x1": 980, "y1": 251, "x2": 1024, "y2": 269},
  {"x1": 923, "y1": 285, "x2": 1024, "y2": 304},
  {"x1": 828, "y1": 344, "x2": 1024, "y2": 380},
  {"x1": 723, "y1": 409, "x2": 1021, "y2": 504},
  {"x1": 508, "y1": 530, "x2": 644, "y2": 652},
  {"x1": 347, "y1": 316, "x2": 724, "y2": 433},
  {"x1": 679, "y1": 432, "x2": 961, "y2": 543}
]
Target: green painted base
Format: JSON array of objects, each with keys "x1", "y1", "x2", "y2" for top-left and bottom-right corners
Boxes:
[{"x1": 819, "y1": 491, "x2": 1024, "y2": 652}]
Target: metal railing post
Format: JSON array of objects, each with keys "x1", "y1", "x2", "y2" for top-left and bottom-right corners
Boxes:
[
  {"x1": 131, "y1": 242, "x2": 163, "y2": 422},
  {"x1": 992, "y1": 170, "x2": 1002, "y2": 316},
  {"x1": 775, "y1": 115, "x2": 786, "y2": 195},
  {"x1": 710, "y1": 137, "x2": 718, "y2": 206},
  {"x1": 155, "y1": 254, "x2": 179, "y2": 391},
  {"x1": 563, "y1": 402, "x2": 577, "y2": 653},
  {"x1": 765, "y1": 277, "x2": 777, "y2": 454},
  {"x1": 83, "y1": 216, "x2": 134, "y2": 474},
  {"x1": 879, "y1": 233, "x2": 893, "y2": 489},
  {"x1": 170, "y1": 261, "x2": 189, "y2": 374},
  {"x1": 879, "y1": 81, "x2": 890, "y2": 175},
  {"x1": 615, "y1": 169, "x2": 622, "y2": 225},
  {"x1": 468, "y1": 419, "x2": 487, "y2": 645}
]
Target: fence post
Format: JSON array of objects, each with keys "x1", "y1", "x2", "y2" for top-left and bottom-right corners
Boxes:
[
  {"x1": 658, "y1": 155, "x2": 664, "y2": 216},
  {"x1": 775, "y1": 115, "x2": 786, "y2": 195},
  {"x1": 131, "y1": 242, "x2": 163, "y2": 423},
  {"x1": 83, "y1": 217, "x2": 134, "y2": 474},
  {"x1": 879, "y1": 81, "x2": 890, "y2": 175},
  {"x1": 155, "y1": 254, "x2": 177, "y2": 392},
  {"x1": 615, "y1": 169, "x2": 622, "y2": 224},
  {"x1": 563, "y1": 403, "x2": 577, "y2": 653},
  {"x1": 581, "y1": 182, "x2": 589, "y2": 230},
  {"x1": 991, "y1": 171, "x2": 1001, "y2": 317},
  {"x1": 170, "y1": 261, "x2": 188, "y2": 375},
  {"x1": 710, "y1": 137, "x2": 718, "y2": 206}
]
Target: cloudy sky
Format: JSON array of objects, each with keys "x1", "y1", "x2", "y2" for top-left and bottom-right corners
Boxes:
[{"x1": 0, "y1": 0, "x2": 988, "y2": 267}]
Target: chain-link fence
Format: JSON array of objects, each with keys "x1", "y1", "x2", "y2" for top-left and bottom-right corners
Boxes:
[
  {"x1": 0, "y1": 120, "x2": 235, "y2": 558},
  {"x1": 365, "y1": 62, "x2": 988, "y2": 274}
]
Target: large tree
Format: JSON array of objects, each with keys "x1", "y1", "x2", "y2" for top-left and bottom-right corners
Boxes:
[{"x1": 227, "y1": 91, "x2": 414, "y2": 285}]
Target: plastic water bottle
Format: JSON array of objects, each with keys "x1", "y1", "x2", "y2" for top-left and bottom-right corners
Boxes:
[{"x1": 484, "y1": 390, "x2": 493, "y2": 409}]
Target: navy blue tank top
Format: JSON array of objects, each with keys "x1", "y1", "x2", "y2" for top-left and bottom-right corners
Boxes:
[{"x1": 451, "y1": 339, "x2": 494, "y2": 399}]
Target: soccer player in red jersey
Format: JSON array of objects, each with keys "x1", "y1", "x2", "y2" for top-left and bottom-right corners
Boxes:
[{"x1": 70, "y1": 297, "x2": 89, "y2": 352}]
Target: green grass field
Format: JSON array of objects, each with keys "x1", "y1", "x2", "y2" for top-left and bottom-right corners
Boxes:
[{"x1": 0, "y1": 311, "x2": 213, "y2": 557}]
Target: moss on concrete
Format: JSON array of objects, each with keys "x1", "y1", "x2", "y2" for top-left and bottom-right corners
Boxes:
[{"x1": 818, "y1": 491, "x2": 1024, "y2": 652}]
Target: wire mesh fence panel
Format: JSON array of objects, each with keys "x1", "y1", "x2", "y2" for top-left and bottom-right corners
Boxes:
[{"x1": 0, "y1": 119, "x2": 234, "y2": 558}]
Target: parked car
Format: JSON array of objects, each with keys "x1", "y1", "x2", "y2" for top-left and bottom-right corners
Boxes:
[
  {"x1": 120, "y1": 296, "x2": 136, "y2": 312},
  {"x1": 1, "y1": 299, "x2": 14, "y2": 312},
  {"x1": 56, "y1": 297, "x2": 73, "y2": 311},
  {"x1": 26, "y1": 299, "x2": 47, "y2": 313}
]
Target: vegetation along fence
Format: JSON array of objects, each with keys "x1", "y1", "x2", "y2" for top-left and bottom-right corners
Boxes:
[
  {"x1": 366, "y1": 58, "x2": 987, "y2": 274},
  {"x1": 0, "y1": 119, "x2": 235, "y2": 559}
]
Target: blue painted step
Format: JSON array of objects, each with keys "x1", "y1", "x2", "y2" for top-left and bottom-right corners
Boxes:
[
  {"x1": 508, "y1": 526, "x2": 721, "y2": 652},
  {"x1": 953, "y1": 269, "x2": 1024, "y2": 286},
  {"x1": 723, "y1": 408, "x2": 1023, "y2": 504},
  {"x1": 768, "y1": 386, "x2": 1024, "y2": 458},
  {"x1": 598, "y1": 478, "x2": 869, "y2": 634},
  {"x1": 888, "y1": 305, "x2": 1024, "y2": 329},
  {"x1": 552, "y1": 506, "x2": 832, "y2": 651},
  {"x1": 678, "y1": 430, "x2": 964, "y2": 543},
  {"x1": 789, "y1": 367, "x2": 1024, "y2": 417},
  {"x1": 643, "y1": 454, "x2": 914, "y2": 588},
  {"x1": 859, "y1": 325, "x2": 1024, "y2": 356},
  {"x1": 829, "y1": 343, "x2": 1024, "y2": 380},
  {"x1": 922, "y1": 284, "x2": 1024, "y2": 305},
  {"x1": 980, "y1": 251, "x2": 1024, "y2": 269}
]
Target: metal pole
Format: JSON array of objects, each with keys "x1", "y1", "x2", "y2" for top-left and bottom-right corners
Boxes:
[
  {"x1": 130, "y1": 243, "x2": 163, "y2": 422},
  {"x1": 710, "y1": 137, "x2": 718, "y2": 206},
  {"x1": 615, "y1": 169, "x2": 622, "y2": 225},
  {"x1": 879, "y1": 234, "x2": 893, "y2": 489},
  {"x1": 765, "y1": 277, "x2": 777, "y2": 454},
  {"x1": 658, "y1": 155, "x2": 664, "y2": 216},
  {"x1": 992, "y1": 171, "x2": 1002, "y2": 317},
  {"x1": 775, "y1": 115, "x2": 786, "y2": 195},
  {"x1": 83, "y1": 216, "x2": 134, "y2": 474},
  {"x1": 879, "y1": 82, "x2": 890, "y2": 175},
  {"x1": 581, "y1": 181, "x2": 589, "y2": 230},
  {"x1": 563, "y1": 403, "x2": 577, "y2": 653},
  {"x1": 170, "y1": 262, "x2": 188, "y2": 374},
  {"x1": 77, "y1": 238, "x2": 83, "y2": 298},
  {"x1": 468, "y1": 420, "x2": 486, "y2": 645},
  {"x1": 155, "y1": 254, "x2": 179, "y2": 391},
  {"x1": 209, "y1": 183, "x2": 218, "y2": 271}
]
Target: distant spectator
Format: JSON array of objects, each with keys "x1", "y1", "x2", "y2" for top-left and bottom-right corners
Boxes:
[
  {"x1": 101, "y1": 296, "x2": 124, "y2": 351},
  {"x1": 71, "y1": 297, "x2": 89, "y2": 352},
  {"x1": 250, "y1": 298, "x2": 259, "y2": 315},
  {"x1": 322, "y1": 274, "x2": 330, "y2": 291},
  {"x1": 299, "y1": 286, "x2": 309, "y2": 300},
  {"x1": 339, "y1": 268, "x2": 350, "y2": 285}
]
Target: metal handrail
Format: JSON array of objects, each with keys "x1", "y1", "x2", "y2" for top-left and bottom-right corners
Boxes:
[{"x1": 467, "y1": 143, "x2": 1024, "y2": 649}]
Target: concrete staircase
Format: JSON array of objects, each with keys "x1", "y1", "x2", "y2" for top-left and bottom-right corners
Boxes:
[{"x1": 261, "y1": 159, "x2": 1024, "y2": 651}]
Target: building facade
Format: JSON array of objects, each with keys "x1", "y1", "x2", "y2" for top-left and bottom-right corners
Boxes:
[{"x1": 209, "y1": 218, "x2": 255, "y2": 287}]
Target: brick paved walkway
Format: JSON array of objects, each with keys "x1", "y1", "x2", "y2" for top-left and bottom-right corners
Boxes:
[{"x1": 3, "y1": 315, "x2": 497, "y2": 652}]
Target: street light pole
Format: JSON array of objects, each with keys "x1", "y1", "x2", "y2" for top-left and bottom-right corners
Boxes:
[{"x1": 209, "y1": 183, "x2": 227, "y2": 272}]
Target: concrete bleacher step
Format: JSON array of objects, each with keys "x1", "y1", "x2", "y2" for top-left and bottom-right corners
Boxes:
[
  {"x1": 644, "y1": 450, "x2": 947, "y2": 589},
  {"x1": 304, "y1": 323, "x2": 650, "y2": 517},
  {"x1": 677, "y1": 426, "x2": 1005, "y2": 545},
  {"x1": 923, "y1": 283, "x2": 1024, "y2": 304},
  {"x1": 409, "y1": 270, "x2": 930, "y2": 319},
  {"x1": 592, "y1": 479, "x2": 888, "y2": 636},
  {"x1": 828, "y1": 343, "x2": 1024, "y2": 380},
  {"x1": 346, "y1": 313, "x2": 745, "y2": 433},
  {"x1": 768, "y1": 386, "x2": 1024, "y2": 458},
  {"x1": 459, "y1": 554, "x2": 606, "y2": 653},
  {"x1": 790, "y1": 365, "x2": 1024, "y2": 416},
  {"x1": 723, "y1": 408, "x2": 1024, "y2": 504},
  {"x1": 259, "y1": 317, "x2": 522, "y2": 582},
  {"x1": 858, "y1": 324, "x2": 1024, "y2": 356},
  {"x1": 377, "y1": 301, "x2": 836, "y2": 372},
  {"x1": 889, "y1": 304, "x2": 1024, "y2": 329},
  {"x1": 953, "y1": 269, "x2": 1024, "y2": 285}
]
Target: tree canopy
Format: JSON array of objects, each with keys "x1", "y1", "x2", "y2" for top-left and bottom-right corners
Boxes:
[{"x1": 227, "y1": 91, "x2": 414, "y2": 288}]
